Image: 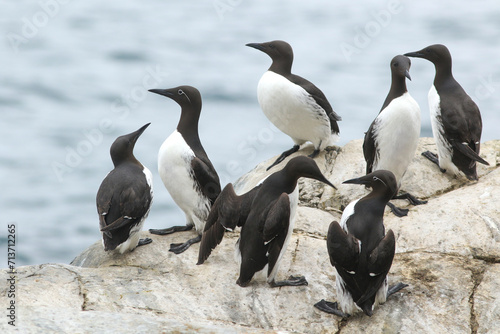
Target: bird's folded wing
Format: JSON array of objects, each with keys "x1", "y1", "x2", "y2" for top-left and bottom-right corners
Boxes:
[{"x1": 326, "y1": 220, "x2": 360, "y2": 272}]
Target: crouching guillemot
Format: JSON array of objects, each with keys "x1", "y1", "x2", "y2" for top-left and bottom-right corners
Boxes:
[
  {"x1": 148, "y1": 85, "x2": 221, "y2": 254},
  {"x1": 315, "y1": 170, "x2": 407, "y2": 317},
  {"x1": 363, "y1": 55, "x2": 426, "y2": 217},
  {"x1": 404, "y1": 44, "x2": 489, "y2": 180},
  {"x1": 198, "y1": 156, "x2": 336, "y2": 288},
  {"x1": 97, "y1": 123, "x2": 153, "y2": 253},
  {"x1": 246, "y1": 40, "x2": 342, "y2": 171}
]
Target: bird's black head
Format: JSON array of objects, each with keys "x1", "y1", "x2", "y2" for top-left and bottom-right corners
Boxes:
[
  {"x1": 110, "y1": 123, "x2": 150, "y2": 167},
  {"x1": 148, "y1": 85, "x2": 202, "y2": 114},
  {"x1": 343, "y1": 170, "x2": 397, "y2": 199},
  {"x1": 284, "y1": 156, "x2": 336, "y2": 189},
  {"x1": 246, "y1": 40, "x2": 294, "y2": 73},
  {"x1": 390, "y1": 55, "x2": 412, "y2": 81},
  {"x1": 404, "y1": 44, "x2": 452, "y2": 67}
]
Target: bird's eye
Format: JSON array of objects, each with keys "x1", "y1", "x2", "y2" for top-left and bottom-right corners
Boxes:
[
  {"x1": 269, "y1": 44, "x2": 274, "y2": 48},
  {"x1": 178, "y1": 89, "x2": 184, "y2": 95},
  {"x1": 373, "y1": 176, "x2": 378, "y2": 181},
  {"x1": 394, "y1": 62, "x2": 399, "y2": 67}
]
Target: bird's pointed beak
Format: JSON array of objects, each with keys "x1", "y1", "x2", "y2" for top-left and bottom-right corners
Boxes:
[
  {"x1": 343, "y1": 175, "x2": 369, "y2": 185},
  {"x1": 405, "y1": 69, "x2": 411, "y2": 81},
  {"x1": 317, "y1": 175, "x2": 337, "y2": 190},
  {"x1": 148, "y1": 88, "x2": 174, "y2": 98},
  {"x1": 246, "y1": 42, "x2": 265, "y2": 52},
  {"x1": 404, "y1": 51, "x2": 424, "y2": 58},
  {"x1": 129, "y1": 123, "x2": 151, "y2": 143},
  {"x1": 134, "y1": 122, "x2": 151, "y2": 137}
]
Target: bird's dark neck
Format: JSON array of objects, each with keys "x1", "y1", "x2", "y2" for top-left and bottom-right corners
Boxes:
[
  {"x1": 381, "y1": 75, "x2": 407, "y2": 111},
  {"x1": 433, "y1": 62, "x2": 454, "y2": 88},
  {"x1": 114, "y1": 158, "x2": 142, "y2": 170},
  {"x1": 364, "y1": 190, "x2": 393, "y2": 208},
  {"x1": 177, "y1": 106, "x2": 206, "y2": 155},
  {"x1": 269, "y1": 59, "x2": 293, "y2": 76},
  {"x1": 268, "y1": 171, "x2": 298, "y2": 195}
]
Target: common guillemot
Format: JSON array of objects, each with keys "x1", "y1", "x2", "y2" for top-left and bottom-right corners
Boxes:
[
  {"x1": 404, "y1": 44, "x2": 489, "y2": 180},
  {"x1": 198, "y1": 156, "x2": 336, "y2": 288},
  {"x1": 363, "y1": 55, "x2": 426, "y2": 217},
  {"x1": 97, "y1": 123, "x2": 153, "y2": 253},
  {"x1": 148, "y1": 86, "x2": 221, "y2": 254},
  {"x1": 315, "y1": 170, "x2": 407, "y2": 317},
  {"x1": 246, "y1": 40, "x2": 342, "y2": 171}
]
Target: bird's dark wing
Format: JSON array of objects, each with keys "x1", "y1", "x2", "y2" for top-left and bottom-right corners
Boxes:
[
  {"x1": 363, "y1": 120, "x2": 378, "y2": 175},
  {"x1": 197, "y1": 183, "x2": 260, "y2": 264},
  {"x1": 265, "y1": 193, "x2": 290, "y2": 277},
  {"x1": 290, "y1": 74, "x2": 341, "y2": 133},
  {"x1": 440, "y1": 91, "x2": 488, "y2": 165},
  {"x1": 100, "y1": 216, "x2": 132, "y2": 232},
  {"x1": 357, "y1": 230, "x2": 396, "y2": 305},
  {"x1": 449, "y1": 139, "x2": 489, "y2": 165},
  {"x1": 191, "y1": 156, "x2": 221, "y2": 205},
  {"x1": 263, "y1": 193, "x2": 290, "y2": 243},
  {"x1": 96, "y1": 179, "x2": 113, "y2": 235},
  {"x1": 96, "y1": 169, "x2": 152, "y2": 238},
  {"x1": 326, "y1": 221, "x2": 360, "y2": 273}
]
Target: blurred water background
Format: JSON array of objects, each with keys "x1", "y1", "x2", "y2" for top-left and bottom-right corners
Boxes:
[{"x1": 1, "y1": 0, "x2": 499, "y2": 266}]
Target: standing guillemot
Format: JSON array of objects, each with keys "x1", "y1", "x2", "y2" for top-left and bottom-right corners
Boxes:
[
  {"x1": 197, "y1": 156, "x2": 336, "y2": 288},
  {"x1": 246, "y1": 40, "x2": 342, "y2": 171},
  {"x1": 404, "y1": 44, "x2": 489, "y2": 180},
  {"x1": 148, "y1": 85, "x2": 221, "y2": 254},
  {"x1": 97, "y1": 123, "x2": 153, "y2": 253},
  {"x1": 363, "y1": 55, "x2": 426, "y2": 217},
  {"x1": 315, "y1": 170, "x2": 407, "y2": 317}
]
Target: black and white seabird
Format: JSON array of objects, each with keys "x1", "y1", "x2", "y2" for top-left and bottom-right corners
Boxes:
[
  {"x1": 363, "y1": 55, "x2": 426, "y2": 217},
  {"x1": 246, "y1": 40, "x2": 342, "y2": 171},
  {"x1": 404, "y1": 44, "x2": 489, "y2": 180},
  {"x1": 198, "y1": 156, "x2": 335, "y2": 288},
  {"x1": 315, "y1": 170, "x2": 407, "y2": 317},
  {"x1": 97, "y1": 123, "x2": 153, "y2": 253},
  {"x1": 148, "y1": 85, "x2": 221, "y2": 254}
]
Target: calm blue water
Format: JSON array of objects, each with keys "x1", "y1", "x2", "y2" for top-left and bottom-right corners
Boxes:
[{"x1": 1, "y1": 0, "x2": 499, "y2": 266}]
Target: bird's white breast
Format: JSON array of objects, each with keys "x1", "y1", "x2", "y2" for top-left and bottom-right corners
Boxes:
[
  {"x1": 340, "y1": 199, "x2": 358, "y2": 232},
  {"x1": 257, "y1": 71, "x2": 336, "y2": 149},
  {"x1": 372, "y1": 92, "x2": 421, "y2": 188},
  {"x1": 428, "y1": 85, "x2": 458, "y2": 175},
  {"x1": 158, "y1": 130, "x2": 211, "y2": 232}
]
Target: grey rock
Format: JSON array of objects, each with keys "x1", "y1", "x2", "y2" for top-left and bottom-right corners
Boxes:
[{"x1": 2, "y1": 138, "x2": 499, "y2": 334}]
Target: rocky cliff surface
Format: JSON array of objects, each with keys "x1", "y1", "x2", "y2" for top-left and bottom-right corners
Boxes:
[{"x1": 2, "y1": 138, "x2": 499, "y2": 334}]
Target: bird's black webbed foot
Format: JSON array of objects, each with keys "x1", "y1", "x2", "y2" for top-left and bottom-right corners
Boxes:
[
  {"x1": 422, "y1": 151, "x2": 446, "y2": 173},
  {"x1": 387, "y1": 202, "x2": 409, "y2": 217},
  {"x1": 270, "y1": 275, "x2": 308, "y2": 287},
  {"x1": 387, "y1": 282, "x2": 408, "y2": 298},
  {"x1": 308, "y1": 149, "x2": 320, "y2": 159},
  {"x1": 169, "y1": 235, "x2": 202, "y2": 254},
  {"x1": 393, "y1": 193, "x2": 428, "y2": 206},
  {"x1": 137, "y1": 238, "x2": 152, "y2": 247},
  {"x1": 266, "y1": 145, "x2": 300, "y2": 171},
  {"x1": 314, "y1": 300, "x2": 349, "y2": 318},
  {"x1": 149, "y1": 224, "x2": 193, "y2": 235}
]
